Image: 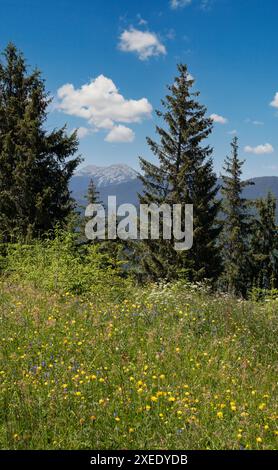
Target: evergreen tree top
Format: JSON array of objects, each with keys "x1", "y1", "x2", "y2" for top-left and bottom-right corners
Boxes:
[{"x1": 0, "y1": 43, "x2": 81, "y2": 240}]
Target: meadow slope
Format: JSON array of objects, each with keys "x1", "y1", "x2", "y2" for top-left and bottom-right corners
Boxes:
[{"x1": 0, "y1": 281, "x2": 277, "y2": 450}]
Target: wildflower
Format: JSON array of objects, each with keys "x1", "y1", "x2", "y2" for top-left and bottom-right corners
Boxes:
[
  {"x1": 168, "y1": 396, "x2": 176, "y2": 402},
  {"x1": 258, "y1": 403, "x2": 266, "y2": 410},
  {"x1": 129, "y1": 428, "x2": 134, "y2": 433},
  {"x1": 145, "y1": 405, "x2": 151, "y2": 411},
  {"x1": 115, "y1": 417, "x2": 120, "y2": 422},
  {"x1": 256, "y1": 437, "x2": 262, "y2": 443},
  {"x1": 159, "y1": 374, "x2": 165, "y2": 380},
  {"x1": 151, "y1": 396, "x2": 158, "y2": 402},
  {"x1": 90, "y1": 415, "x2": 97, "y2": 421},
  {"x1": 217, "y1": 411, "x2": 223, "y2": 419}
]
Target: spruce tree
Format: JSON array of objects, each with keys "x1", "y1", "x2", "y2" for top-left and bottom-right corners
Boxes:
[
  {"x1": 0, "y1": 43, "x2": 81, "y2": 241},
  {"x1": 137, "y1": 64, "x2": 221, "y2": 282},
  {"x1": 220, "y1": 137, "x2": 253, "y2": 296},
  {"x1": 87, "y1": 178, "x2": 101, "y2": 205},
  {"x1": 250, "y1": 192, "x2": 278, "y2": 289}
]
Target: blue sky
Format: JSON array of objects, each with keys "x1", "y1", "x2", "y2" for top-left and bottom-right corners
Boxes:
[{"x1": 1, "y1": 0, "x2": 278, "y2": 178}]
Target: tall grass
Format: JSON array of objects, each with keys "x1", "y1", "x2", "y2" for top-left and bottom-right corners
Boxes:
[{"x1": 0, "y1": 263, "x2": 277, "y2": 449}]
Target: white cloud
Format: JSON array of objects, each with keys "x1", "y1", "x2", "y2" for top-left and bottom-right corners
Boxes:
[
  {"x1": 170, "y1": 0, "x2": 192, "y2": 8},
  {"x1": 244, "y1": 143, "x2": 274, "y2": 155},
  {"x1": 228, "y1": 129, "x2": 237, "y2": 135},
  {"x1": 210, "y1": 113, "x2": 228, "y2": 124},
  {"x1": 118, "y1": 28, "x2": 166, "y2": 60},
  {"x1": 245, "y1": 118, "x2": 264, "y2": 126},
  {"x1": 200, "y1": 0, "x2": 212, "y2": 10},
  {"x1": 74, "y1": 127, "x2": 90, "y2": 139},
  {"x1": 105, "y1": 125, "x2": 135, "y2": 143},
  {"x1": 270, "y1": 92, "x2": 278, "y2": 108},
  {"x1": 56, "y1": 74, "x2": 152, "y2": 142},
  {"x1": 137, "y1": 14, "x2": 147, "y2": 26},
  {"x1": 170, "y1": 0, "x2": 212, "y2": 9}
]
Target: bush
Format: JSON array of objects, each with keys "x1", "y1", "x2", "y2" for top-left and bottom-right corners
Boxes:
[{"x1": 1, "y1": 230, "x2": 130, "y2": 300}]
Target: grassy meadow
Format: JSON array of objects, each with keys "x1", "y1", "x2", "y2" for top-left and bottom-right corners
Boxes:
[{"x1": 0, "y1": 259, "x2": 277, "y2": 449}]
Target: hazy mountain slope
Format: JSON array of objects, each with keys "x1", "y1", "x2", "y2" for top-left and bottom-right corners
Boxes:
[{"x1": 70, "y1": 164, "x2": 278, "y2": 209}]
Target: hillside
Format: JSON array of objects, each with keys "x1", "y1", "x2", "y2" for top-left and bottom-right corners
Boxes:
[
  {"x1": 70, "y1": 164, "x2": 278, "y2": 208},
  {"x1": 0, "y1": 278, "x2": 277, "y2": 450}
]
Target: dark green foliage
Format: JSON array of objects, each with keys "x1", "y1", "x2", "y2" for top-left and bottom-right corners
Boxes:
[
  {"x1": 87, "y1": 178, "x2": 101, "y2": 205},
  {"x1": 220, "y1": 137, "x2": 254, "y2": 296},
  {"x1": 137, "y1": 64, "x2": 221, "y2": 282},
  {"x1": 0, "y1": 43, "x2": 81, "y2": 241},
  {"x1": 250, "y1": 192, "x2": 278, "y2": 289}
]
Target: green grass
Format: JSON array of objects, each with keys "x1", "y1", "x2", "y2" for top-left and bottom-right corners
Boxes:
[{"x1": 0, "y1": 280, "x2": 277, "y2": 450}]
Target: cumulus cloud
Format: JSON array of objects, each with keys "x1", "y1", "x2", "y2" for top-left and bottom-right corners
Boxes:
[
  {"x1": 170, "y1": 0, "x2": 192, "y2": 8},
  {"x1": 118, "y1": 28, "x2": 166, "y2": 60},
  {"x1": 244, "y1": 143, "x2": 274, "y2": 155},
  {"x1": 105, "y1": 125, "x2": 135, "y2": 143},
  {"x1": 210, "y1": 113, "x2": 228, "y2": 124},
  {"x1": 270, "y1": 92, "x2": 278, "y2": 108},
  {"x1": 74, "y1": 127, "x2": 90, "y2": 139},
  {"x1": 56, "y1": 74, "x2": 152, "y2": 142}
]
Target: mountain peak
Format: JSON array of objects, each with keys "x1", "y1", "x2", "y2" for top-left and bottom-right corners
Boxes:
[{"x1": 75, "y1": 163, "x2": 139, "y2": 187}]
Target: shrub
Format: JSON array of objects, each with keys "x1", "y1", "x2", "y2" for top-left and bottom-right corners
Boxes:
[{"x1": 2, "y1": 230, "x2": 130, "y2": 300}]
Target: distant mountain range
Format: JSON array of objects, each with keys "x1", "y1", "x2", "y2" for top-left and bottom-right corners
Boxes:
[{"x1": 70, "y1": 164, "x2": 278, "y2": 209}]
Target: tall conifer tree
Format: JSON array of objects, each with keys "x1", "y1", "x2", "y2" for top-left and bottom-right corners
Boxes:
[
  {"x1": 87, "y1": 178, "x2": 101, "y2": 205},
  {"x1": 220, "y1": 137, "x2": 253, "y2": 295},
  {"x1": 0, "y1": 43, "x2": 81, "y2": 241},
  {"x1": 250, "y1": 192, "x2": 278, "y2": 289},
  {"x1": 137, "y1": 64, "x2": 221, "y2": 282}
]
